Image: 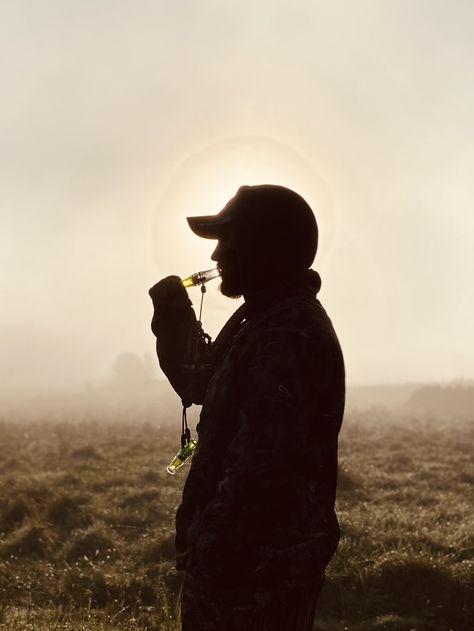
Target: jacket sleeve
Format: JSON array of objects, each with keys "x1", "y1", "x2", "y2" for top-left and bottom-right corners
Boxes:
[
  {"x1": 190, "y1": 326, "x2": 340, "y2": 582},
  {"x1": 151, "y1": 298, "x2": 213, "y2": 406}
]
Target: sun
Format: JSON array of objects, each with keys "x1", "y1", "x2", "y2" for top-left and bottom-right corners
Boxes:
[{"x1": 150, "y1": 135, "x2": 338, "y2": 278}]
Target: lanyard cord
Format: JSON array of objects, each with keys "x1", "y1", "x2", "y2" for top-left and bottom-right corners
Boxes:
[
  {"x1": 198, "y1": 283, "x2": 206, "y2": 323},
  {"x1": 181, "y1": 283, "x2": 207, "y2": 448},
  {"x1": 181, "y1": 406, "x2": 191, "y2": 449}
]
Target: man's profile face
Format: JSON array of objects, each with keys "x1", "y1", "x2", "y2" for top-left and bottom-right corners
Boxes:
[{"x1": 210, "y1": 227, "x2": 243, "y2": 299}]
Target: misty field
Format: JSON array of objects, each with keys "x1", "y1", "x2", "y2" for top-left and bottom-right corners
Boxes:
[{"x1": 0, "y1": 413, "x2": 472, "y2": 631}]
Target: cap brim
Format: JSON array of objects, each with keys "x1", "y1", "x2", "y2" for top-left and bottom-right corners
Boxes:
[{"x1": 186, "y1": 214, "x2": 233, "y2": 239}]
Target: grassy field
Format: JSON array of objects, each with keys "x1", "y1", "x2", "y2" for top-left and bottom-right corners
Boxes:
[{"x1": 0, "y1": 412, "x2": 472, "y2": 630}]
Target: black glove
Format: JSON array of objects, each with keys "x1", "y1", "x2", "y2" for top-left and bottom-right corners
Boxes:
[{"x1": 148, "y1": 275, "x2": 192, "y2": 313}]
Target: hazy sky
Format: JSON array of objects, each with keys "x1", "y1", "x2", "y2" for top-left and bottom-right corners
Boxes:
[{"x1": 1, "y1": 0, "x2": 473, "y2": 397}]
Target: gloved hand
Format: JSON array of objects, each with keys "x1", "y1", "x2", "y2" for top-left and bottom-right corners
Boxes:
[{"x1": 148, "y1": 275, "x2": 192, "y2": 312}]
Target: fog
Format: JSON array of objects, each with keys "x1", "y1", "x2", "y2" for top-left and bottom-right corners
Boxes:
[{"x1": 1, "y1": 1, "x2": 473, "y2": 407}]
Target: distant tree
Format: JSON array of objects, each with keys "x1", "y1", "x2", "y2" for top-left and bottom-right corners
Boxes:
[{"x1": 407, "y1": 380, "x2": 474, "y2": 418}]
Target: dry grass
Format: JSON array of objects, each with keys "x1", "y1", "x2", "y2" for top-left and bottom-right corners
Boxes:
[{"x1": 0, "y1": 413, "x2": 472, "y2": 630}]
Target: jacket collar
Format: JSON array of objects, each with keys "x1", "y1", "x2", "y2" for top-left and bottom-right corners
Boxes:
[{"x1": 242, "y1": 269, "x2": 321, "y2": 319}]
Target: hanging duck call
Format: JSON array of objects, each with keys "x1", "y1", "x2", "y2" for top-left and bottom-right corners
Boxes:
[{"x1": 165, "y1": 267, "x2": 220, "y2": 475}]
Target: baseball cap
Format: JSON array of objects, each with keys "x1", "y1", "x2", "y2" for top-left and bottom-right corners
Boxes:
[
  {"x1": 186, "y1": 188, "x2": 243, "y2": 239},
  {"x1": 186, "y1": 184, "x2": 317, "y2": 250}
]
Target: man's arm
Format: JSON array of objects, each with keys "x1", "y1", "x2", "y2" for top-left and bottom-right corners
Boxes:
[
  {"x1": 149, "y1": 276, "x2": 213, "y2": 405},
  {"x1": 189, "y1": 325, "x2": 340, "y2": 581}
]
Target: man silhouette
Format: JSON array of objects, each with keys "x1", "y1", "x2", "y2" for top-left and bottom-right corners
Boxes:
[{"x1": 149, "y1": 184, "x2": 345, "y2": 631}]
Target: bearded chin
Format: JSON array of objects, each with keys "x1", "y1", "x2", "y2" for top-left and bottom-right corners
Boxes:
[{"x1": 218, "y1": 276, "x2": 243, "y2": 300}]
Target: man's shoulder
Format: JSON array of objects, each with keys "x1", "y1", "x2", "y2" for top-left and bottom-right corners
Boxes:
[
  {"x1": 236, "y1": 292, "x2": 341, "y2": 358},
  {"x1": 246, "y1": 292, "x2": 335, "y2": 335},
  {"x1": 233, "y1": 293, "x2": 345, "y2": 408}
]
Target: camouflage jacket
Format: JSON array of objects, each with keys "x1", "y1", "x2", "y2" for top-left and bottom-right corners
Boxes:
[{"x1": 151, "y1": 275, "x2": 345, "y2": 589}]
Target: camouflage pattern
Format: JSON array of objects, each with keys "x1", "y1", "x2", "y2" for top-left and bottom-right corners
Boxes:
[{"x1": 151, "y1": 275, "x2": 345, "y2": 629}]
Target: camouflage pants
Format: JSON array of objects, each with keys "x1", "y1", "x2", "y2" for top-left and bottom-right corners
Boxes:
[{"x1": 180, "y1": 571, "x2": 325, "y2": 631}]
